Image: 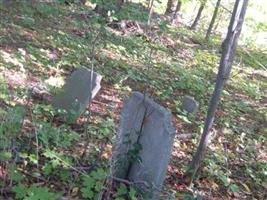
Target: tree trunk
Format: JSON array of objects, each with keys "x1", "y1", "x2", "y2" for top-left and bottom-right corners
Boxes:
[
  {"x1": 147, "y1": 0, "x2": 154, "y2": 27},
  {"x1": 190, "y1": 0, "x2": 207, "y2": 30},
  {"x1": 186, "y1": 0, "x2": 248, "y2": 184},
  {"x1": 205, "y1": 0, "x2": 222, "y2": 40},
  {"x1": 172, "y1": 0, "x2": 182, "y2": 21},
  {"x1": 165, "y1": 0, "x2": 176, "y2": 15},
  {"x1": 214, "y1": 10, "x2": 224, "y2": 32},
  {"x1": 116, "y1": 0, "x2": 125, "y2": 10}
]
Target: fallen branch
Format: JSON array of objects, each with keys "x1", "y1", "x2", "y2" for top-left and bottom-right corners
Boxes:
[
  {"x1": 108, "y1": 175, "x2": 150, "y2": 188},
  {"x1": 177, "y1": 133, "x2": 193, "y2": 141},
  {"x1": 242, "y1": 48, "x2": 267, "y2": 71},
  {"x1": 108, "y1": 175, "x2": 172, "y2": 196}
]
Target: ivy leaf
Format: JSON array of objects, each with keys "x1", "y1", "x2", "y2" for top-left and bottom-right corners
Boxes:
[
  {"x1": 0, "y1": 152, "x2": 12, "y2": 161},
  {"x1": 229, "y1": 184, "x2": 240, "y2": 193},
  {"x1": 12, "y1": 185, "x2": 61, "y2": 200},
  {"x1": 117, "y1": 184, "x2": 127, "y2": 195},
  {"x1": 43, "y1": 163, "x2": 53, "y2": 176},
  {"x1": 94, "y1": 181, "x2": 103, "y2": 192},
  {"x1": 129, "y1": 187, "x2": 137, "y2": 200},
  {"x1": 81, "y1": 188, "x2": 94, "y2": 199},
  {"x1": 10, "y1": 171, "x2": 25, "y2": 182},
  {"x1": 90, "y1": 168, "x2": 106, "y2": 180},
  {"x1": 26, "y1": 186, "x2": 61, "y2": 200},
  {"x1": 12, "y1": 184, "x2": 27, "y2": 199},
  {"x1": 82, "y1": 176, "x2": 95, "y2": 190}
]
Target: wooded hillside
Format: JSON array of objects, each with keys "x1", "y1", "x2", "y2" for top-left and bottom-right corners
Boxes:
[{"x1": 0, "y1": 0, "x2": 266, "y2": 199}]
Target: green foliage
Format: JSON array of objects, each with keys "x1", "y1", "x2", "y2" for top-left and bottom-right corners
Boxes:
[
  {"x1": 38, "y1": 122, "x2": 80, "y2": 148},
  {"x1": 236, "y1": 48, "x2": 267, "y2": 70},
  {"x1": 114, "y1": 185, "x2": 138, "y2": 200},
  {"x1": 81, "y1": 168, "x2": 107, "y2": 199},
  {"x1": 0, "y1": 75, "x2": 8, "y2": 100},
  {"x1": 20, "y1": 16, "x2": 35, "y2": 29},
  {"x1": 33, "y1": 104, "x2": 55, "y2": 120},
  {"x1": 87, "y1": 117, "x2": 115, "y2": 140},
  {"x1": 0, "y1": 106, "x2": 24, "y2": 149},
  {"x1": 0, "y1": 151, "x2": 12, "y2": 161},
  {"x1": 12, "y1": 184, "x2": 62, "y2": 200},
  {"x1": 116, "y1": 2, "x2": 149, "y2": 22},
  {"x1": 10, "y1": 169, "x2": 25, "y2": 182},
  {"x1": 35, "y1": 3, "x2": 61, "y2": 17},
  {"x1": 0, "y1": 1, "x2": 266, "y2": 199},
  {"x1": 43, "y1": 149, "x2": 73, "y2": 168}
]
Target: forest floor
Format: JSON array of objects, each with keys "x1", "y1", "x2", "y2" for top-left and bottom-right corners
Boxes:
[{"x1": 0, "y1": 2, "x2": 266, "y2": 200}]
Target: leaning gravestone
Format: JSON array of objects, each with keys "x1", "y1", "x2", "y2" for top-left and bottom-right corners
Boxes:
[
  {"x1": 52, "y1": 67, "x2": 102, "y2": 123},
  {"x1": 181, "y1": 95, "x2": 199, "y2": 114},
  {"x1": 113, "y1": 92, "x2": 175, "y2": 199}
]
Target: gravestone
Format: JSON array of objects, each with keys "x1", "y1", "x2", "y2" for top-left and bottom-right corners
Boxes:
[
  {"x1": 52, "y1": 67, "x2": 102, "y2": 122},
  {"x1": 113, "y1": 92, "x2": 175, "y2": 199},
  {"x1": 181, "y1": 95, "x2": 199, "y2": 114}
]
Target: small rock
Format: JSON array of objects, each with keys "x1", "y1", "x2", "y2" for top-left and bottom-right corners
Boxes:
[{"x1": 29, "y1": 83, "x2": 51, "y2": 102}]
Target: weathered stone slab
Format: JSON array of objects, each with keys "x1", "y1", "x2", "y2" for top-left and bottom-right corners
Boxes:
[
  {"x1": 181, "y1": 95, "x2": 199, "y2": 114},
  {"x1": 113, "y1": 92, "x2": 175, "y2": 199},
  {"x1": 52, "y1": 67, "x2": 102, "y2": 122},
  {"x1": 112, "y1": 92, "x2": 146, "y2": 179}
]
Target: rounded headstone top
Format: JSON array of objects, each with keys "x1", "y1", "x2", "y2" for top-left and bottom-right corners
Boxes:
[{"x1": 181, "y1": 95, "x2": 199, "y2": 114}]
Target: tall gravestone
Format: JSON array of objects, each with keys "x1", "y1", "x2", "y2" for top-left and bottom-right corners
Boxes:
[
  {"x1": 52, "y1": 67, "x2": 102, "y2": 122},
  {"x1": 113, "y1": 92, "x2": 175, "y2": 199}
]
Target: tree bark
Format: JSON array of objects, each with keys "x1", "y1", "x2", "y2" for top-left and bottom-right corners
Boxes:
[
  {"x1": 172, "y1": 0, "x2": 182, "y2": 21},
  {"x1": 205, "y1": 0, "x2": 222, "y2": 40},
  {"x1": 116, "y1": 0, "x2": 125, "y2": 10},
  {"x1": 186, "y1": 0, "x2": 249, "y2": 183},
  {"x1": 165, "y1": 0, "x2": 176, "y2": 15},
  {"x1": 190, "y1": 0, "x2": 207, "y2": 30},
  {"x1": 147, "y1": 0, "x2": 154, "y2": 27}
]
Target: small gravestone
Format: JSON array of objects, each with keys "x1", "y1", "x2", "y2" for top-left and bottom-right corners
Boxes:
[
  {"x1": 113, "y1": 92, "x2": 175, "y2": 199},
  {"x1": 181, "y1": 96, "x2": 199, "y2": 114},
  {"x1": 52, "y1": 67, "x2": 102, "y2": 122}
]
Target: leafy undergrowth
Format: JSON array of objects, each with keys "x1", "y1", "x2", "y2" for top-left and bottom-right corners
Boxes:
[{"x1": 0, "y1": 1, "x2": 266, "y2": 200}]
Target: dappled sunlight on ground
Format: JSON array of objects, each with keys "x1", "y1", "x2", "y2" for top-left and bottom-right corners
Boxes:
[{"x1": 0, "y1": 1, "x2": 266, "y2": 199}]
